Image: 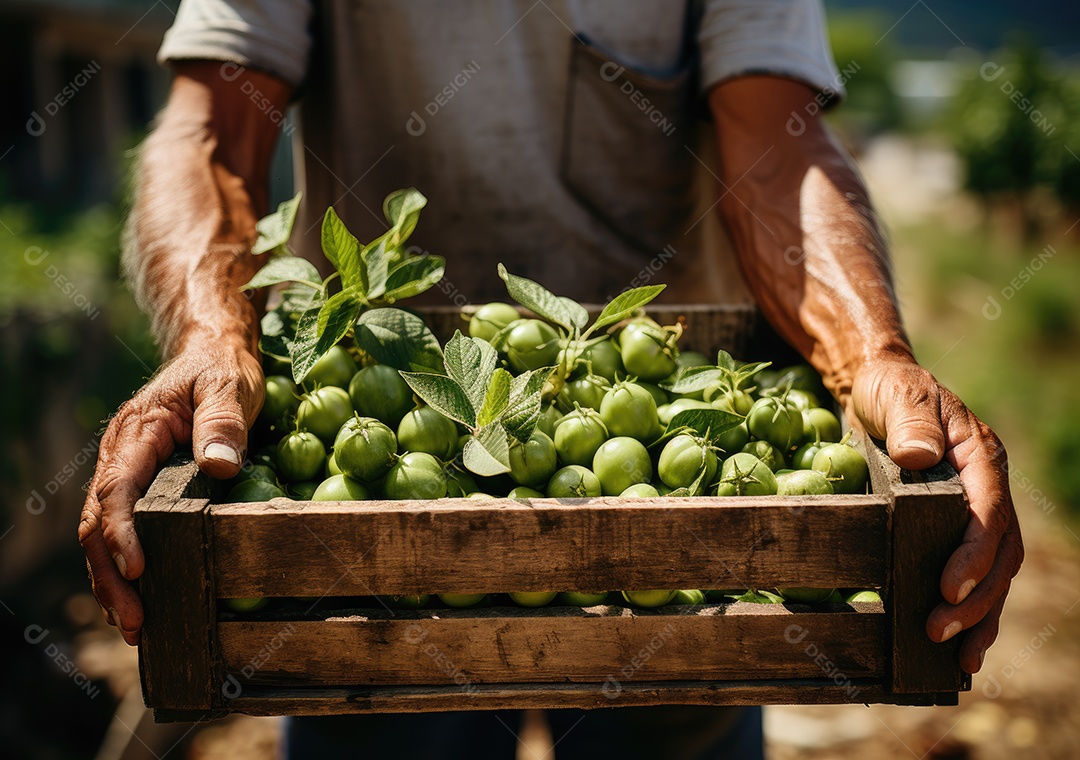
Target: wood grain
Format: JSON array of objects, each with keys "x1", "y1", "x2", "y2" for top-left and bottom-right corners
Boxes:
[
  {"x1": 135, "y1": 474, "x2": 221, "y2": 711},
  {"x1": 210, "y1": 497, "x2": 889, "y2": 598},
  {"x1": 889, "y1": 479, "x2": 971, "y2": 693},
  {"x1": 219, "y1": 603, "x2": 884, "y2": 687}
]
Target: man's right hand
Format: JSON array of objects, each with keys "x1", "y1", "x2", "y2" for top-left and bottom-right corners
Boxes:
[{"x1": 78, "y1": 340, "x2": 264, "y2": 645}]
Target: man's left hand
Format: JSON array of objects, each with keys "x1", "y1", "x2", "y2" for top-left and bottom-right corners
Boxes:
[{"x1": 851, "y1": 355, "x2": 1024, "y2": 674}]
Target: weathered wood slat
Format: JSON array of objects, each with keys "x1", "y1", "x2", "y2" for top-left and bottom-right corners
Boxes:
[
  {"x1": 207, "y1": 680, "x2": 956, "y2": 722},
  {"x1": 889, "y1": 480, "x2": 970, "y2": 693},
  {"x1": 210, "y1": 498, "x2": 889, "y2": 597},
  {"x1": 135, "y1": 486, "x2": 220, "y2": 712},
  {"x1": 218, "y1": 604, "x2": 884, "y2": 687}
]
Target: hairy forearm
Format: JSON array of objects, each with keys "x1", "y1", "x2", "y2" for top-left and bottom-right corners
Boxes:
[
  {"x1": 122, "y1": 65, "x2": 285, "y2": 358},
  {"x1": 710, "y1": 80, "x2": 913, "y2": 403}
]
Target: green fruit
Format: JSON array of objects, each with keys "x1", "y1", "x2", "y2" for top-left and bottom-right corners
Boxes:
[
  {"x1": 226, "y1": 597, "x2": 268, "y2": 612},
  {"x1": 576, "y1": 339, "x2": 624, "y2": 382},
  {"x1": 714, "y1": 421, "x2": 750, "y2": 456},
  {"x1": 562, "y1": 374, "x2": 612, "y2": 411},
  {"x1": 536, "y1": 403, "x2": 564, "y2": 439},
  {"x1": 227, "y1": 479, "x2": 287, "y2": 502},
  {"x1": 383, "y1": 452, "x2": 447, "y2": 500},
  {"x1": 231, "y1": 463, "x2": 277, "y2": 486},
  {"x1": 509, "y1": 591, "x2": 558, "y2": 607},
  {"x1": 334, "y1": 416, "x2": 397, "y2": 481},
  {"x1": 746, "y1": 397, "x2": 799, "y2": 449},
  {"x1": 311, "y1": 474, "x2": 371, "y2": 501},
  {"x1": 791, "y1": 440, "x2": 827, "y2": 470},
  {"x1": 717, "y1": 453, "x2": 778, "y2": 496},
  {"x1": 619, "y1": 483, "x2": 660, "y2": 498},
  {"x1": 592, "y1": 437, "x2": 652, "y2": 496},
  {"x1": 677, "y1": 351, "x2": 710, "y2": 369},
  {"x1": 325, "y1": 451, "x2": 342, "y2": 477},
  {"x1": 288, "y1": 481, "x2": 320, "y2": 500},
  {"x1": 509, "y1": 430, "x2": 558, "y2": 487},
  {"x1": 776, "y1": 470, "x2": 834, "y2": 496},
  {"x1": 397, "y1": 406, "x2": 459, "y2": 459},
  {"x1": 276, "y1": 431, "x2": 327, "y2": 482},
  {"x1": 671, "y1": 589, "x2": 707, "y2": 605},
  {"x1": 812, "y1": 443, "x2": 869, "y2": 494},
  {"x1": 636, "y1": 382, "x2": 669, "y2": 408},
  {"x1": 469, "y1": 302, "x2": 520, "y2": 342},
  {"x1": 741, "y1": 440, "x2": 787, "y2": 472},
  {"x1": 802, "y1": 407, "x2": 842, "y2": 443},
  {"x1": 508, "y1": 486, "x2": 545, "y2": 499},
  {"x1": 505, "y1": 319, "x2": 561, "y2": 373},
  {"x1": 658, "y1": 434, "x2": 717, "y2": 491},
  {"x1": 620, "y1": 589, "x2": 677, "y2": 608},
  {"x1": 709, "y1": 389, "x2": 754, "y2": 416},
  {"x1": 302, "y1": 345, "x2": 356, "y2": 389},
  {"x1": 260, "y1": 375, "x2": 300, "y2": 426},
  {"x1": 348, "y1": 365, "x2": 415, "y2": 428},
  {"x1": 546, "y1": 465, "x2": 602, "y2": 498},
  {"x1": 438, "y1": 593, "x2": 486, "y2": 608},
  {"x1": 445, "y1": 468, "x2": 479, "y2": 498},
  {"x1": 554, "y1": 408, "x2": 609, "y2": 467},
  {"x1": 599, "y1": 381, "x2": 660, "y2": 442},
  {"x1": 846, "y1": 590, "x2": 882, "y2": 603},
  {"x1": 297, "y1": 386, "x2": 354, "y2": 443},
  {"x1": 619, "y1": 320, "x2": 678, "y2": 382}
]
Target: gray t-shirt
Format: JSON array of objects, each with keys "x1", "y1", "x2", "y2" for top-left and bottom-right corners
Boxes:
[{"x1": 159, "y1": 0, "x2": 844, "y2": 305}]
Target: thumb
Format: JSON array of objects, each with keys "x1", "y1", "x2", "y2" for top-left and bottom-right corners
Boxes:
[
  {"x1": 191, "y1": 372, "x2": 261, "y2": 479},
  {"x1": 882, "y1": 384, "x2": 946, "y2": 471}
]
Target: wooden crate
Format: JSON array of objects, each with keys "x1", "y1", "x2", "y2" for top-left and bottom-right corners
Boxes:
[{"x1": 135, "y1": 305, "x2": 971, "y2": 721}]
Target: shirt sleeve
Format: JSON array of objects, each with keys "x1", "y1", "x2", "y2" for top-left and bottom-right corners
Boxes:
[
  {"x1": 697, "y1": 0, "x2": 845, "y2": 103},
  {"x1": 157, "y1": 0, "x2": 313, "y2": 88}
]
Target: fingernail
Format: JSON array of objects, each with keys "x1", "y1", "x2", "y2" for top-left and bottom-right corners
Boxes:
[
  {"x1": 978, "y1": 649, "x2": 986, "y2": 670},
  {"x1": 901, "y1": 439, "x2": 938, "y2": 455},
  {"x1": 108, "y1": 607, "x2": 119, "y2": 628},
  {"x1": 103, "y1": 607, "x2": 114, "y2": 626},
  {"x1": 941, "y1": 620, "x2": 963, "y2": 642},
  {"x1": 205, "y1": 443, "x2": 242, "y2": 466},
  {"x1": 957, "y1": 578, "x2": 976, "y2": 603},
  {"x1": 113, "y1": 552, "x2": 128, "y2": 578}
]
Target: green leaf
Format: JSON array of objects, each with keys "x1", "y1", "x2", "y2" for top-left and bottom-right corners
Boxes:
[
  {"x1": 383, "y1": 188, "x2": 428, "y2": 246},
  {"x1": 665, "y1": 409, "x2": 744, "y2": 443},
  {"x1": 289, "y1": 306, "x2": 323, "y2": 384},
  {"x1": 443, "y1": 331, "x2": 498, "y2": 413},
  {"x1": 462, "y1": 428, "x2": 511, "y2": 476},
  {"x1": 258, "y1": 332, "x2": 291, "y2": 361},
  {"x1": 321, "y1": 207, "x2": 364, "y2": 291},
  {"x1": 354, "y1": 308, "x2": 444, "y2": 373},
  {"x1": 477, "y1": 368, "x2": 512, "y2": 427},
  {"x1": 501, "y1": 367, "x2": 555, "y2": 443},
  {"x1": 261, "y1": 309, "x2": 287, "y2": 338},
  {"x1": 715, "y1": 349, "x2": 738, "y2": 373},
  {"x1": 398, "y1": 371, "x2": 476, "y2": 427},
  {"x1": 498, "y1": 264, "x2": 583, "y2": 333},
  {"x1": 661, "y1": 366, "x2": 727, "y2": 394},
  {"x1": 316, "y1": 287, "x2": 363, "y2": 345},
  {"x1": 253, "y1": 192, "x2": 301, "y2": 255},
  {"x1": 280, "y1": 284, "x2": 322, "y2": 314},
  {"x1": 382, "y1": 255, "x2": 446, "y2": 302},
  {"x1": 362, "y1": 236, "x2": 390, "y2": 300},
  {"x1": 241, "y1": 255, "x2": 322, "y2": 291},
  {"x1": 590, "y1": 285, "x2": 666, "y2": 333}
]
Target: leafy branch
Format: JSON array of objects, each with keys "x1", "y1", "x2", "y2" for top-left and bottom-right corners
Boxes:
[
  {"x1": 242, "y1": 189, "x2": 446, "y2": 383},
  {"x1": 400, "y1": 331, "x2": 553, "y2": 476}
]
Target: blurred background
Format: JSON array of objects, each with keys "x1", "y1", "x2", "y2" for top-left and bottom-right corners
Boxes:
[{"x1": 1, "y1": 1, "x2": 1078, "y2": 758}]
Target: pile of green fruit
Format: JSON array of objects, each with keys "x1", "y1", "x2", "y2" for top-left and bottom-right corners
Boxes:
[{"x1": 220, "y1": 189, "x2": 876, "y2": 611}]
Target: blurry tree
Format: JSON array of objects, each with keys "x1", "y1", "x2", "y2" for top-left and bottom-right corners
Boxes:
[
  {"x1": 946, "y1": 39, "x2": 1080, "y2": 238},
  {"x1": 826, "y1": 13, "x2": 904, "y2": 142}
]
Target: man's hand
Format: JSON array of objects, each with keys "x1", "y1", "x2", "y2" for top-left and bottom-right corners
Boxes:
[
  {"x1": 78, "y1": 343, "x2": 264, "y2": 645},
  {"x1": 852, "y1": 356, "x2": 1024, "y2": 674}
]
